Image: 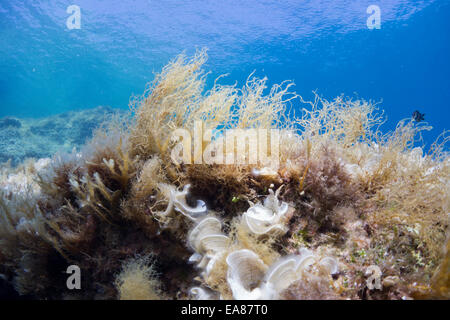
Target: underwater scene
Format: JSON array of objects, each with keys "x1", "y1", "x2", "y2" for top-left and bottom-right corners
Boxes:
[{"x1": 0, "y1": 1, "x2": 449, "y2": 301}]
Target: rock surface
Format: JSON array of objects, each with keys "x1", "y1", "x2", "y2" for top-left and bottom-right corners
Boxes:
[{"x1": 0, "y1": 106, "x2": 124, "y2": 166}]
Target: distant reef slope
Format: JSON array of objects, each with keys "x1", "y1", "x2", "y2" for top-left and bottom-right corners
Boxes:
[{"x1": 0, "y1": 106, "x2": 123, "y2": 165}]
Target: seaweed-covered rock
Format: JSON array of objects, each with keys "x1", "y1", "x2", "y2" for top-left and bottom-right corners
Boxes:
[{"x1": 0, "y1": 51, "x2": 448, "y2": 301}]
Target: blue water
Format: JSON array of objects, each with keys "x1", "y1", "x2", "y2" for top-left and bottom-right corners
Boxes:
[{"x1": 1, "y1": 0, "x2": 449, "y2": 146}]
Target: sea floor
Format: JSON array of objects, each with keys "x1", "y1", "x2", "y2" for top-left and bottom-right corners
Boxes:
[{"x1": 0, "y1": 106, "x2": 123, "y2": 165}]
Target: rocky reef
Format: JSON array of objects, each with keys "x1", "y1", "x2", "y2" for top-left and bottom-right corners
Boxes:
[
  {"x1": 0, "y1": 51, "x2": 448, "y2": 300},
  {"x1": 0, "y1": 106, "x2": 123, "y2": 166}
]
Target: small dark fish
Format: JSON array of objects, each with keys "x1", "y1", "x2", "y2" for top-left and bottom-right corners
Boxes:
[{"x1": 412, "y1": 110, "x2": 425, "y2": 122}]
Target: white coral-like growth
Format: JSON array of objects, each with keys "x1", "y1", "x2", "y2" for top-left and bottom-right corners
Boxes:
[
  {"x1": 226, "y1": 249, "x2": 268, "y2": 300},
  {"x1": 190, "y1": 287, "x2": 219, "y2": 300},
  {"x1": 188, "y1": 217, "x2": 229, "y2": 276},
  {"x1": 261, "y1": 248, "x2": 315, "y2": 299},
  {"x1": 183, "y1": 186, "x2": 338, "y2": 300},
  {"x1": 251, "y1": 167, "x2": 279, "y2": 179},
  {"x1": 0, "y1": 158, "x2": 51, "y2": 196},
  {"x1": 157, "y1": 183, "x2": 207, "y2": 221},
  {"x1": 225, "y1": 248, "x2": 338, "y2": 300},
  {"x1": 241, "y1": 187, "x2": 289, "y2": 235}
]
